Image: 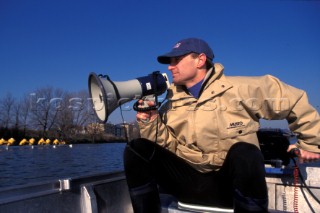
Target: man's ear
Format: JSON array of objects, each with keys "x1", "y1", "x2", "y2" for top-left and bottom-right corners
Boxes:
[{"x1": 196, "y1": 53, "x2": 207, "y2": 68}]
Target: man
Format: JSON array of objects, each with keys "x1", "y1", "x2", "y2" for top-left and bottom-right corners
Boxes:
[{"x1": 123, "y1": 38, "x2": 320, "y2": 212}]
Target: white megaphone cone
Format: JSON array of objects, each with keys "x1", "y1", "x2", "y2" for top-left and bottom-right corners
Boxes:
[{"x1": 88, "y1": 71, "x2": 170, "y2": 123}]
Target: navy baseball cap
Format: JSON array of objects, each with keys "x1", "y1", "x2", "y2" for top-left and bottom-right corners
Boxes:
[{"x1": 157, "y1": 38, "x2": 214, "y2": 64}]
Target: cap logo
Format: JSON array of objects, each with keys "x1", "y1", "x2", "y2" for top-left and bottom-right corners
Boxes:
[{"x1": 173, "y1": 42, "x2": 181, "y2": 49}]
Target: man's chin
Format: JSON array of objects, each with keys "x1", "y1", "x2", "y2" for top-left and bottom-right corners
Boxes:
[{"x1": 173, "y1": 79, "x2": 182, "y2": 85}]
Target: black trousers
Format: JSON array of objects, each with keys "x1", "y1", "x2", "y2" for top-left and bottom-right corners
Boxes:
[{"x1": 124, "y1": 138, "x2": 268, "y2": 212}]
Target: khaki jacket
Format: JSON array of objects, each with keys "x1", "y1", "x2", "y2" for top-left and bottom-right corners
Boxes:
[{"x1": 139, "y1": 63, "x2": 320, "y2": 172}]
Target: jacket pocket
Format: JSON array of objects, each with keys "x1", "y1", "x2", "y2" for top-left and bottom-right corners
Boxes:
[
  {"x1": 176, "y1": 144, "x2": 223, "y2": 172},
  {"x1": 176, "y1": 144, "x2": 210, "y2": 164}
]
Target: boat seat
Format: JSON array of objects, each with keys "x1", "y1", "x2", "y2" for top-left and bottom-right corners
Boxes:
[
  {"x1": 177, "y1": 201, "x2": 234, "y2": 213},
  {"x1": 160, "y1": 193, "x2": 234, "y2": 213}
]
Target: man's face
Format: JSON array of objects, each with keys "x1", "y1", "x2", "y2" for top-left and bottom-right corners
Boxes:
[{"x1": 168, "y1": 53, "x2": 198, "y2": 87}]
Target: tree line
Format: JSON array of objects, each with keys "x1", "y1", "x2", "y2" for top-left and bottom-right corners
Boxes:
[{"x1": 0, "y1": 87, "x2": 125, "y2": 144}]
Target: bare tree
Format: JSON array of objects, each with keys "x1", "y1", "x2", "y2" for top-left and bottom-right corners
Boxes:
[
  {"x1": 13, "y1": 100, "x2": 21, "y2": 129},
  {"x1": 53, "y1": 90, "x2": 93, "y2": 139},
  {"x1": 0, "y1": 93, "x2": 15, "y2": 129},
  {"x1": 29, "y1": 87, "x2": 64, "y2": 137},
  {"x1": 53, "y1": 91, "x2": 74, "y2": 140},
  {"x1": 18, "y1": 94, "x2": 32, "y2": 134},
  {"x1": 69, "y1": 90, "x2": 92, "y2": 129},
  {"x1": 0, "y1": 87, "x2": 108, "y2": 142}
]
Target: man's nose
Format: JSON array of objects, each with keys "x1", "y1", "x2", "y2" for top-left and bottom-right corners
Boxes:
[{"x1": 168, "y1": 64, "x2": 174, "y2": 71}]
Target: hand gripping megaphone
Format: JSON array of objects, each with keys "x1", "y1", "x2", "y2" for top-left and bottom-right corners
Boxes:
[{"x1": 88, "y1": 71, "x2": 170, "y2": 123}]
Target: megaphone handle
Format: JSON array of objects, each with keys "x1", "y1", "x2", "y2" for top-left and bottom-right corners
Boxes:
[{"x1": 133, "y1": 100, "x2": 160, "y2": 112}]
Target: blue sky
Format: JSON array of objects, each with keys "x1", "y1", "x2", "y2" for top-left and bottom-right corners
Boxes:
[{"x1": 0, "y1": 0, "x2": 319, "y2": 125}]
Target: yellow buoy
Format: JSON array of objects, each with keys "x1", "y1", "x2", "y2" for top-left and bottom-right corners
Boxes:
[
  {"x1": 29, "y1": 138, "x2": 35, "y2": 145},
  {"x1": 53, "y1": 139, "x2": 59, "y2": 145},
  {"x1": 0, "y1": 138, "x2": 6, "y2": 145},
  {"x1": 45, "y1": 139, "x2": 51, "y2": 145},
  {"x1": 7, "y1": 138, "x2": 15, "y2": 145},
  {"x1": 19, "y1": 138, "x2": 28, "y2": 145},
  {"x1": 38, "y1": 138, "x2": 45, "y2": 145}
]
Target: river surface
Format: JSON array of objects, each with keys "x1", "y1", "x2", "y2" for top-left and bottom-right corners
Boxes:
[
  {"x1": 0, "y1": 143, "x2": 126, "y2": 188},
  {"x1": 1, "y1": 141, "x2": 319, "y2": 189}
]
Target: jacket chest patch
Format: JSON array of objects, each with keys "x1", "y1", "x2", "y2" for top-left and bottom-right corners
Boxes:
[{"x1": 227, "y1": 121, "x2": 245, "y2": 129}]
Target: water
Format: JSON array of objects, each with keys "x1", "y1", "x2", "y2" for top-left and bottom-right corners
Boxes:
[
  {"x1": 1, "y1": 141, "x2": 319, "y2": 189},
  {"x1": 0, "y1": 143, "x2": 126, "y2": 188}
]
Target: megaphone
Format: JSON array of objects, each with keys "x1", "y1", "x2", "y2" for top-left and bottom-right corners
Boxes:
[{"x1": 88, "y1": 71, "x2": 170, "y2": 123}]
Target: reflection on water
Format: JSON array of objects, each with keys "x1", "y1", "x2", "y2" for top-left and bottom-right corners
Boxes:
[{"x1": 0, "y1": 143, "x2": 126, "y2": 188}]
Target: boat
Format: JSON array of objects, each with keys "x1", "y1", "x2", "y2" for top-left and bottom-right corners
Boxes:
[
  {"x1": 0, "y1": 129, "x2": 319, "y2": 212},
  {"x1": 0, "y1": 167, "x2": 319, "y2": 212}
]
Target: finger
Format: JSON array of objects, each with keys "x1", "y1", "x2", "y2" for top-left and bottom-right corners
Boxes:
[
  {"x1": 137, "y1": 99, "x2": 145, "y2": 108},
  {"x1": 147, "y1": 100, "x2": 155, "y2": 106},
  {"x1": 137, "y1": 112, "x2": 150, "y2": 119},
  {"x1": 137, "y1": 113, "x2": 150, "y2": 123},
  {"x1": 287, "y1": 144, "x2": 297, "y2": 152}
]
